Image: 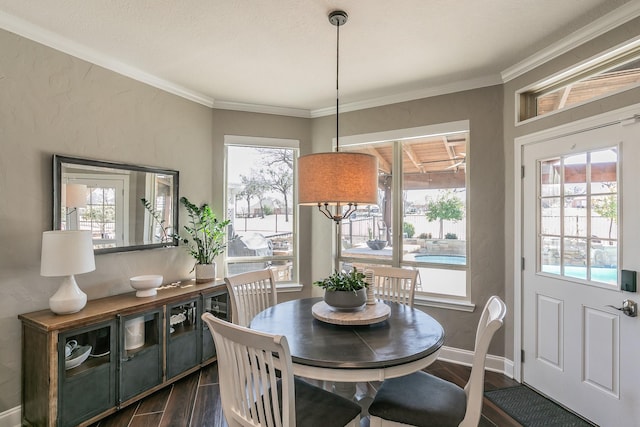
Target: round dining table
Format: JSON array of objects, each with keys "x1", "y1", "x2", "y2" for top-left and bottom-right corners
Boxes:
[{"x1": 249, "y1": 297, "x2": 445, "y2": 383}]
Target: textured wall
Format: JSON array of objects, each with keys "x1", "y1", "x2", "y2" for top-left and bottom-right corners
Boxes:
[{"x1": 0, "y1": 29, "x2": 213, "y2": 411}]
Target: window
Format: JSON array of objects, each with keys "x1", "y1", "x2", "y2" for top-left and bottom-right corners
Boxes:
[
  {"x1": 225, "y1": 136, "x2": 298, "y2": 283},
  {"x1": 518, "y1": 41, "x2": 640, "y2": 122},
  {"x1": 338, "y1": 123, "x2": 469, "y2": 300},
  {"x1": 539, "y1": 148, "x2": 618, "y2": 285},
  {"x1": 64, "y1": 175, "x2": 127, "y2": 249}
]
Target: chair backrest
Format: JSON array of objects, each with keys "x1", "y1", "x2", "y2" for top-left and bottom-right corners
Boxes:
[
  {"x1": 201, "y1": 312, "x2": 295, "y2": 427},
  {"x1": 460, "y1": 295, "x2": 507, "y2": 427},
  {"x1": 366, "y1": 266, "x2": 419, "y2": 307},
  {"x1": 225, "y1": 268, "x2": 277, "y2": 327}
]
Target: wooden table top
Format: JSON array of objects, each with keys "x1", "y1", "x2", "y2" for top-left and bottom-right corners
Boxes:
[{"x1": 250, "y1": 297, "x2": 445, "y2": 370}]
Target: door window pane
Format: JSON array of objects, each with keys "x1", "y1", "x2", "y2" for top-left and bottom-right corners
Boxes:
[{"x1": 538, "y1": 147, "x2": 618, "y2": 285}]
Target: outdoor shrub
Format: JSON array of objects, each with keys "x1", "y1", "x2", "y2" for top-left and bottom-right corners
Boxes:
[
  {"x1": 445, "y1": 232, "x2": 458, "y2": 239},
  {"x1": 403, "y1": 222, "x2": 415, "y2": 238},
  {"x1": 418, "y1": 232, "x2": 432, "y2": 239}
]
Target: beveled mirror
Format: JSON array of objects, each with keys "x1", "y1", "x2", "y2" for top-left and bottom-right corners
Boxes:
[{"x1": 53, "y1": 155, "x2": 179, "y2": 254}]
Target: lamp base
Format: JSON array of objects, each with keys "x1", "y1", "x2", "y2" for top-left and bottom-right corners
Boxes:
[{"x1": 49, "y1": 275, "x2": 87, "y2": 314}]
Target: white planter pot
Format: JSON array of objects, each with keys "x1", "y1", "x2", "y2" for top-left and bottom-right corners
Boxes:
[{"x1": 195, "y1": 263, "x2": 216, "y2": 283}]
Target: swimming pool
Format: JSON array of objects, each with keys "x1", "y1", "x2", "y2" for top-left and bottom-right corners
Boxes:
[
  {"x1": 415, "y1": 255, "x2": 467, "y2": 265},
  {"x1": 541, "y1": 265, "x2": 617, "y2": 284}
]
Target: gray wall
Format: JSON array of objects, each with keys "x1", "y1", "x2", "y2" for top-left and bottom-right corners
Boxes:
[
  {"x1": 502, "y1": 16, "x2": 640, "y2": 361},
  {"x1": 0, "y1": 29, "x2": 212, "y2": 410}
]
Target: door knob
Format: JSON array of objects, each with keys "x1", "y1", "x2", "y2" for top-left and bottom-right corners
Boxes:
[{"x1": 607, "y1": 299, "x2": 637, "y2": 317}]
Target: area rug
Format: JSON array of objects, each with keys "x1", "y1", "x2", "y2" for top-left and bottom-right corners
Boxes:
[{"x1": 485, "y1": 385, "x2": 595, "y2": 427}]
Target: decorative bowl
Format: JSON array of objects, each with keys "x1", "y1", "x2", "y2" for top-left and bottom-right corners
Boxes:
[
  {"x1": 65, "y1": 345, "x2": 92, "y2": 370},
  {"x1": 130, "y1": 275, "x2": 163, "y2": 297}
]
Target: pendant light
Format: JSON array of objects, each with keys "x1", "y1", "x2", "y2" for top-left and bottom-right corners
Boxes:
[{"x1": 298, "y1": 10, "x2": 378, "y2": 223}]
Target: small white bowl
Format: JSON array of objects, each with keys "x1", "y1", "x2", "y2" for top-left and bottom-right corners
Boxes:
[{"x1": 130, "y1": 275, "x2": 163, "y2": 297}]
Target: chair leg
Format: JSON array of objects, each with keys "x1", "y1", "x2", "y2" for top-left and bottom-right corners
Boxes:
[
  {"x1": 369, "y1": 416, "x2": 414, "y2": 427},
  {"x1": 345, "y1": 415, "x2": 361, "y2": 427}
]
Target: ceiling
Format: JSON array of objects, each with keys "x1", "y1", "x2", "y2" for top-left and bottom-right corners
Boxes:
[{"x1": 0, "y1": 0, "x2": 636, "y2": 116}]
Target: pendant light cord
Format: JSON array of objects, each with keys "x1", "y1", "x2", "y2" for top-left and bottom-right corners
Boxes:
[{"x1": 335, "y1": 19, "x2": 340, "y2": 152}]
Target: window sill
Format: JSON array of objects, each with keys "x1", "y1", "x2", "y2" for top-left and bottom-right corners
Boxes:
[
  {"x1": 414, "y1": 295, "x2": 475, "y2": 312},
  {"x1": 275, "y1": 283, "x2": 304, "y2": 293}
]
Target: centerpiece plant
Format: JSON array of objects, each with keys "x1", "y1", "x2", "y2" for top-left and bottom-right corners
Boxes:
[{"x1": 314, "y1": 268, "x2": 369, "y2": 310}]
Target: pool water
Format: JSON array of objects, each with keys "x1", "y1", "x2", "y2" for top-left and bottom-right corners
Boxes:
[
  {"x1": 542, "y1": 265, "x2": 617, "y2": 284},
  {"x1": 415, "y1": 255, "x2": 467, "y2": 265}
]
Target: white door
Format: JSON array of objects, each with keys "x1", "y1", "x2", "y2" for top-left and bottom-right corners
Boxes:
[{"x1": 522, "y1": 119, "x2": 640, "y2": 427}]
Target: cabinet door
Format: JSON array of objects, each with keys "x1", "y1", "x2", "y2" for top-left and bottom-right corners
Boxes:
[
  {"x1": 201, "y1": 291, "x2": 230, "y2": 362},
  {"x1": 166, "y1": 298, "x2": 200, "y2": 379},
  {"x1": 59, "y1": 320, "x2": 116, "y2": 427},
  {"x1": 119, "y1": 309, "x2": 162, "y2": 402}
]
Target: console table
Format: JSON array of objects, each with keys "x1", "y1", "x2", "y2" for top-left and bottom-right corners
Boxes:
[{"x1": 19, "y1": 279, "x2": 229, "y2": 427}]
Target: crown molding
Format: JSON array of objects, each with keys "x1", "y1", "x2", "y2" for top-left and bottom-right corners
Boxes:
[
  {"x1": 212, "y1": 100, "x2": 311, "y2": 118},
  {"x1": 0, "y1": 11, "x2": 216, "y2": 108},
  {"x1": 501, "y1": 1, "x2": 640, "y2": 83},
  {"x1": 310, "y1": 74, "x2": 503, "y2": 118}
]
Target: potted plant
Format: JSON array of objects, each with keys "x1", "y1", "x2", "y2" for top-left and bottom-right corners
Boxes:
[
  {"x1": 314, "y1": 268, "x2": 368, "y2": 310},
  {"x1": 177, "y1": 197, "x2": 231, "y2": 283}
]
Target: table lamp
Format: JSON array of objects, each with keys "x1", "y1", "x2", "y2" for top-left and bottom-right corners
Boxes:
[{"x1": 41, "y1": 230, "x2": 95, "y2": 314}]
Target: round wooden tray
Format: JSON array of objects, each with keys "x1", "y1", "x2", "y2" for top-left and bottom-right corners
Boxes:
[{"x1": 311, "y1": 301, "x2": 391, "y2": 325}]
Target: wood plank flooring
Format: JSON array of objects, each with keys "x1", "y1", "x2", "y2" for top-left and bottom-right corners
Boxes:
[{"x1": 91, "y1": 360, "x2": 522, "y2": 427}]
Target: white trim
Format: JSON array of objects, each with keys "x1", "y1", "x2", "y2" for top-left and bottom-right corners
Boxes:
[
  {"x1": 502, "y1": 1, "x2": 640, "y2": 83},
  {"x1": 224, "y1": 135, "x2": 300, "y2": 148},
  {"x1": 213, "y1": 100, "x2": 311, "y2": 118},
  {"x1": 437, "y1": 346, "x2": 515, "y2": 379},
  {"x1": 513, "y1": 102, "x2": 640, "y2": 384},
  {"x1": 337, "y1": 121, "x2": 470, "y2": 147},
  {"x1": 414, "y1": 295, "x2": 475, "y2": 312},
  {"x1": 310, "y1": 75, "x2": 502, "y2": 118},
  {"x1": 0, "y1": 405, "x2": 21, "y2": 427}
]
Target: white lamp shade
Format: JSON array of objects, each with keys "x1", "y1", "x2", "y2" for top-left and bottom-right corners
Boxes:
[
  {"x1": 298, "y1": 152, "x2": 378, "y2": 205},
  {"x1": 64, "y1": 184, "x2": 87, "y2": 208},
  {"x1": 41, "y1": 230, "x2": 96, "y2": 277}
]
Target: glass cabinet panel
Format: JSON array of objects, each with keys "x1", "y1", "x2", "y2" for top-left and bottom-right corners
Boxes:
[
  {"x1": 59, "y1": 321, "x2": 116, "y2": 427},
  {"x1": 119, "y1": 310, "x2": 162, "y2": 402},
  {"x1": 166, "y1": 298, "x2": 200, "y2": 379},
  {"x1": 202, "y1": 291, "x2": 230, "y2": 361}
]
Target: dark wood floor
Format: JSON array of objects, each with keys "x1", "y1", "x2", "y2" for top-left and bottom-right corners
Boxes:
[{"x1": 91, "y1": 360, "x2": 522, "y2": 427}]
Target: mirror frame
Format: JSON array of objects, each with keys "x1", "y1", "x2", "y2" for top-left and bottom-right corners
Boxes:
[{"x1": 53, "y1": 154, "x2": 179, "y2": 254}]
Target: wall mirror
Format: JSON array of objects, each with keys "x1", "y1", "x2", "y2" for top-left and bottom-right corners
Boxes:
[{"x1": 53, "y1": 155, "x2": 179, "y2": 254}]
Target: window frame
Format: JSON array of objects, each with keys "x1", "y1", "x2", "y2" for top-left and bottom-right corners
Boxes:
[
  {"x1": 223, "y1": 135, "x2": 300, "y2": 286},
  {"x1": 516, "y1": 36, "x2": 640, "y2": 125},
  {"x1": 336, "y1": 122, "x2": 472, "y2": 308}
]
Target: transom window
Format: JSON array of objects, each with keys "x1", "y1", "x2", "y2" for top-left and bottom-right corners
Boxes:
[
  {"x1": 518, "y1": 41, "x2": 640, "y2": 122},
  {"x1": 538, "y1": 147, "x2": 618, "y2": 285}
]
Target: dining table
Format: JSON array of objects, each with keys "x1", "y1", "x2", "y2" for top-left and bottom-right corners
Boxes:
[{"x1": 249, "y1": 297, "x2": 445, "y2": 384}]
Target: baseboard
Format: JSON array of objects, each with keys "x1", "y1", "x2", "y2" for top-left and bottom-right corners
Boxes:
[
  {"x1": 0, "y1": 406, "x2": 20, "y2": 427},
  {"x1": 438, "y1": 345, "x2": 515, "y2": 379}
]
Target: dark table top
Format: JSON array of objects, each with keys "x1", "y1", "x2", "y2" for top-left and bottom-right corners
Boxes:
[{"x1": 250, "y1": 298, "x2": 445, "y2": 370}]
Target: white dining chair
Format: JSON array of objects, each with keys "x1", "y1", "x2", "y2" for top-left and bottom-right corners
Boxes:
[
  {"x1": 366, "y1": 266, "x2": 419, "y2": 307},
  {"x1": 368, "y1": 296, "x2": 507, "y2": 427},
  {"x1": 225, "y1": 268, "x2": 277, "y2": 327},
  {"x1": 201, "y1": 312, "x2": 361, "y2": 427}
]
